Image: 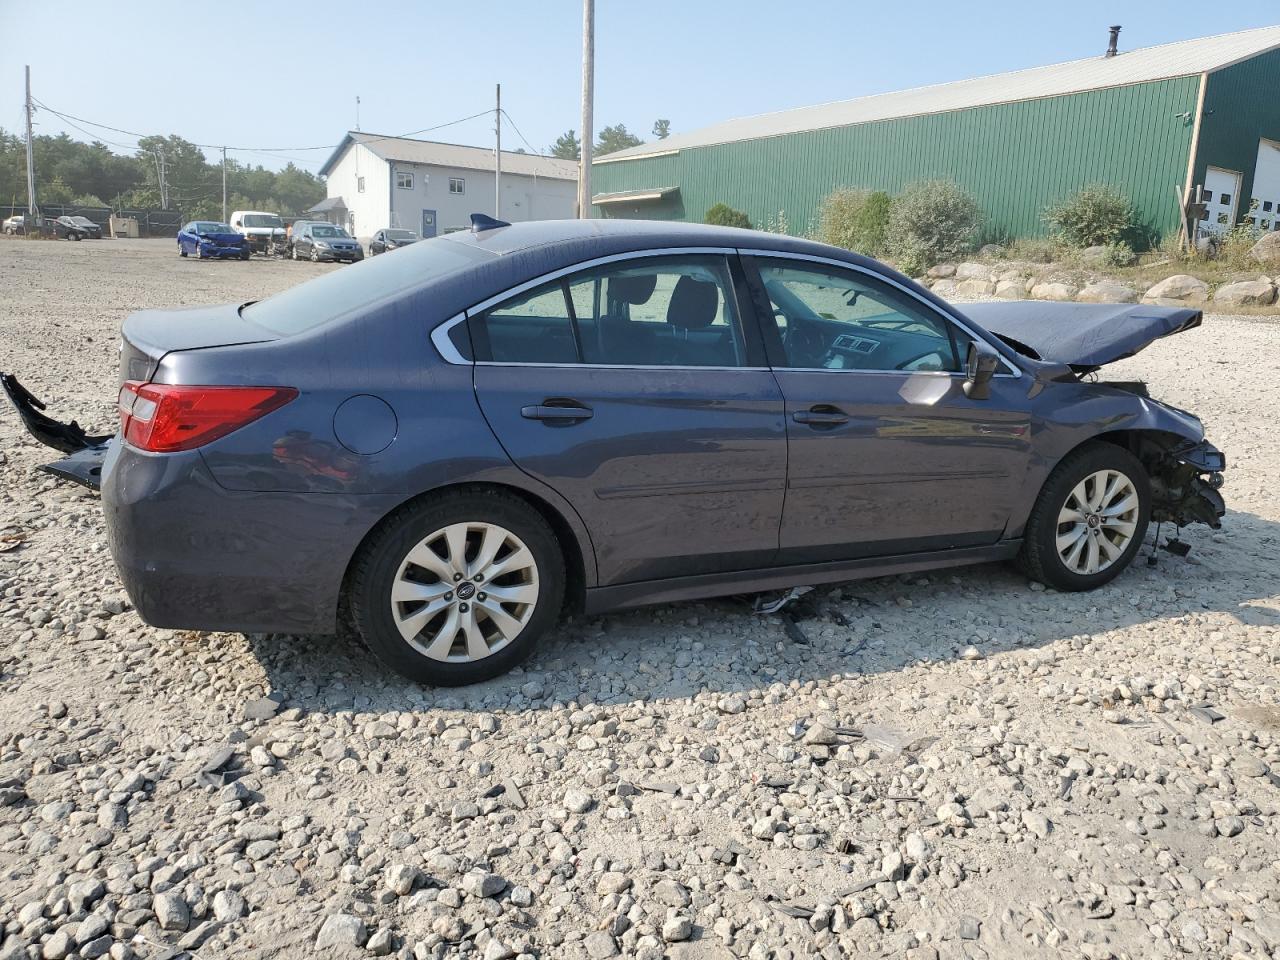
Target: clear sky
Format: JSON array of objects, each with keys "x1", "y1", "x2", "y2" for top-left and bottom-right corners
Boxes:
[{"x1": 1, "y1": 0, "x2": 1277, "y2": 171}]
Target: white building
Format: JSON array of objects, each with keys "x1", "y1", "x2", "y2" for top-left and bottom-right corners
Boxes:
[{"x1": 316, "y1": 132, "x2": 578, "y2": 239}]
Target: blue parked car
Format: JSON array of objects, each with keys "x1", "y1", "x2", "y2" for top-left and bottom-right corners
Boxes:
[
  {"x1": 2, "y1": 217, "x2": 1226, "y2": 686},
  {"x1": 178, "y1": 222, "x2": 251, "y2": 260}
]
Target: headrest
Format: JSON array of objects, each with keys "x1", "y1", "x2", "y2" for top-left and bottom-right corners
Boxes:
[
  {"x1": 607, "y1": 273, "x2": 657, "y2": 305},
  {"x1": 667, "y1": 276, "x2": 719, "y2": 330}
]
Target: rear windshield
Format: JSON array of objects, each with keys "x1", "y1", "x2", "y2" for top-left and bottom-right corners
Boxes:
[
  {"x1": 243, "y1": 235, "x2": 493, "y2": 335},
  {"x1": 243, "y1": 214, "x2": 282, "y2": 228}
]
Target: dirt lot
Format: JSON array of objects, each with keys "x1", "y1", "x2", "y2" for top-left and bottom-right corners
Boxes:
[{"x1": 1, "y1": 237, "x2": 1278, "y2": 960}]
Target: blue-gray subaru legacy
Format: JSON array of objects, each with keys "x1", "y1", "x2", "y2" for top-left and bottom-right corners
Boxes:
[{"x1": 2, "y1": 216, "x2": 1226, "y2": 685}]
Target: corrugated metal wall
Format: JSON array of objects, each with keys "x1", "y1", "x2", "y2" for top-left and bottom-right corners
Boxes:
[
  {"x1": 593, "y1": 76, "x2": 1201, "y2": 244},
  {"x1": 1194, "y1": 49, "x2": 1280, "y2": 220}
]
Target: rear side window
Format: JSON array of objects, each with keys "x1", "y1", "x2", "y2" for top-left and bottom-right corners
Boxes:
[
  {"x1": 244, "y1": 237, "x2": 492, "y2": 335},
  {"x1": 469, "y1": 255, "x2": 746, "y2": 368}
]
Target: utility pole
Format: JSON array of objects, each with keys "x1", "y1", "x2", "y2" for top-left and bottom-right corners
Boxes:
[
  {"x1": 153, "y1": 151, "x2": 169, "y2": 210},
  {"x1": 355, "y1": 96, "x2": 361, "y2": 132},
  {"x1": 494, "y1": 83, "x2": 502, "y2": 219},
  {"x1": 578, "y1": 0, "x2": 594, "y2": 219},
  {"x1": 24, "y1": 65, "x2": 37, "y2": 234},
  {"x1": 221, "y1": 147, "x2": 228, "y2": 223}
]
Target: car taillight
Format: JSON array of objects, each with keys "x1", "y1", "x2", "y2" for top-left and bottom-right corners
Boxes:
[{"x1": 117, "y1": 381, "x2": 297, "y2": 452}]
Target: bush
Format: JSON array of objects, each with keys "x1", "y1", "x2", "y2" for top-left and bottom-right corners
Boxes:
[
  {"x1": 817, "y1": 188, "x2": 891, "y2": 256},
  {"x1": 885, "y1": 179, "x2": 983, "y2": 274},
  {"x1": 1006, "y1": 237, "x2": 1064, "y2": 263},
  {"x1": 704, "y1": 203, "x2": 751, "y2": 229},
  {"x1": 1044, "y1": 184, "x2": 1135, "y2": 247}
]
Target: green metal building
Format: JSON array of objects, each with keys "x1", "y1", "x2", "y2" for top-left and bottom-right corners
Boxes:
[{"x1": 591, "y1": 26, "x2": 1280, "y2": 245}]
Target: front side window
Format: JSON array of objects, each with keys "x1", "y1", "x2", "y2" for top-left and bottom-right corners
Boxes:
[
  {"x1": 449, "y1": 177, "x2": 465, "y2": 194},
  {"x1": 755, "y1": 261, "x2": 960, "y2": 373},
  {"x1": 468, "y1": 256, "x2": 746, "y2": 367},
  {"x1": 396, "y1": 171, "x2": 414, "y2": 189}
]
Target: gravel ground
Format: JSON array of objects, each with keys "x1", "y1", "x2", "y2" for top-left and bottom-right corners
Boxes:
[{"x1": 1, "y1": 237, "x2": 1278, "y2": 960}]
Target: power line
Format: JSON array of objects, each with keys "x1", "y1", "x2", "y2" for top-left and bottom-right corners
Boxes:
[
  {"x1": 31, "y1": 98, "x2": 499, "y2": 157},
  {"x1": 499, "y1": 108, "x2": 556, "y2": 158}
]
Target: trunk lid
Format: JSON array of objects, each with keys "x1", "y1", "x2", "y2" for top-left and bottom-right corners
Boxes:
[
  {"x1": 961, "y1": 302, "x2": 1202, "y2": 372},
  {"x1": 121, "y1": 302, "x2": 277, "y2": 382}
]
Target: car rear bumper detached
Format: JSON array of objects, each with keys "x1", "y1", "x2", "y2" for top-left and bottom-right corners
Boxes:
[{"x1": 100, "y1": 443, "x2": 398, "y2": 634}]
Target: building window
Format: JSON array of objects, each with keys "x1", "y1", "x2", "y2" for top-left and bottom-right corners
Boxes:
[
  {"x1": 396, "y1": 171, "x2": 414, "y2": 190},
  {"x1": 449, "y1": 177, "x2": 465, "y2": 195},
  {"x1": 357, "y1": 176, "x2": 365, "y2": 193}
]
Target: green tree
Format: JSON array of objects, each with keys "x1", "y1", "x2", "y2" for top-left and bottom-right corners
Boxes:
[
  {"x1": 652, "y1": 119, "x2": 671, "y2": 139},
  {"x1": 818, "y1": 188, "x2": 892, "y2": 256},
  {"x1": 885, "y1": 179, "x2": 983, "y2": 275},
  {"x1": 704, "y1": 203, "x2": 751, "y2": 229},
  {"x1": 1044, "y1": 184, "x2": 1136, "y2": 247},
  {"x1": 550, "y1": 130, "x2": 580, "y2": 160},
  {"x1": 595, "y1": 124, "x2": 642, "y2": 156}
]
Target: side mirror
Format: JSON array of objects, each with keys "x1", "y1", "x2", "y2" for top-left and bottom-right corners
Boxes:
[{"x1": 963, "y1": 342, "x2": 999, "y2": 400}]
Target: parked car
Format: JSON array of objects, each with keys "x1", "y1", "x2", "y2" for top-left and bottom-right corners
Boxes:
[
  {"x1": 1, "y1": 218, "x2": 1227, "y2": 687},
  {"x1": 291, "y1": 222, "x2": 363, "y2": 263},
  {"x1": 54, "y1": 215, "x2": 102, "y2": 240},
  {"x1": 229, "y1": 210, "x2": 286, "y2": 255},
  {"x1": 369, "y1": 228, "x2": 419, "y2": 255},
  {"x1": 178, "y1": 221, "x2": 251, "y2": 260},
  {"x1": 3, "y1": 214, "x2": 24, "y2": 235}
]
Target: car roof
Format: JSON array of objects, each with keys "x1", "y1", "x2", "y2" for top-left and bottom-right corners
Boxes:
[{"x1": 439, "y1": 218, "x2": 864, "y2": 264}]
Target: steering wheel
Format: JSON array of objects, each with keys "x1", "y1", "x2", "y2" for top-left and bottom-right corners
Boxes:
[{"x1": 782, "y1": 317, "x2": 825, "y2": 366}]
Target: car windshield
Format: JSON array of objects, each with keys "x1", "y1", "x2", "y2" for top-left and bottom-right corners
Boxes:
[
  {"x1": 71, "y1": 217, "x2": 94, "y2": 226},
  {"x1": 244, "y1": 236, "x2": 492, "y2": 336},
  {"x1": 196, "y1": 222, "x2": 233, "y2": 233},
  {"x1": 386, "y1": 230, "x2": 417, "y2": 240},
  {"x1": 312, "y1": 226, "x2": 347, "y2": 238},
  {"x1": 243, "y1": 214, "x2": 282, "y2": 228}
]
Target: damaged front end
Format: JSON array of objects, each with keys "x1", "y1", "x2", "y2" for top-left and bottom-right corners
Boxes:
[
  {"x1": 1, "y1": 373, "x2": 112, "y2": 490},
  {"x1": 1141, "y1": 436, "x2": 1227, "y2": 530}
]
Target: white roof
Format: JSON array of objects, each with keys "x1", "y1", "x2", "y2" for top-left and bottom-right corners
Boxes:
[
  {"x1": 321, "y1": 132, "x2": 578, "y2": 180},
  {"x1": 598, "y1": 25, "x2": 1280, "y2": 163}
]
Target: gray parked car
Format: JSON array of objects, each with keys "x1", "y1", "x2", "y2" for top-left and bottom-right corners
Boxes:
[{"x1": 2, "y1": 217, "x2": 1226, "y2": 685}]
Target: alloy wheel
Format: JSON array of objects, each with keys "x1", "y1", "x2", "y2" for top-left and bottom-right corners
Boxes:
[
  {"x1": 1055, "y1": 469, "x2": 1140, "y2": 575},
  {"x1": 389, "y1": 521, "x2": 539, "y2": 663}
]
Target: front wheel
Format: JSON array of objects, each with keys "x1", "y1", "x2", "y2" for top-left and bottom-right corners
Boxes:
[
  {"x1": 309, "y1": 247, "x2": 319, "y2": 262},
  {"x1": 1017, "y1": 441, "x2": 1150, "y2": 591},
  {"x1": 349, "y1": 490, "x2": 565, "y2": 685},
  {"x1": 179, "y1": 245, "x2": 188, "y2": 257}
]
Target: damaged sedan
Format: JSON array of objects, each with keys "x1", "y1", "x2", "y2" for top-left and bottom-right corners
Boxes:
[{"x1": 1, "y1": 218, "x2": 1226, "y2": 685}]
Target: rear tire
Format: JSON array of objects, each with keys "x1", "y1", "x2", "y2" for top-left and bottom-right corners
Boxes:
[
  {"x1": 349, "y1": 490, "x2": 565, "y2": 685},
  {"x1": 1017, "y1": 441, "x2": 1150, "y2": 591}
]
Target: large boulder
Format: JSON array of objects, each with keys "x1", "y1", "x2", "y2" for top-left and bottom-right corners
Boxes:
[
  {"x1": 1213, "y1": 278, "x2": 1277, "y2": 306},
  {"x1": 1076, "y1": 281, "x2": 1138, "y2": 304},
  {"x1": 995, "y1": 279, "x2": 1028, "y2": 299},
  {"x1": 954, "y1": 262, "x2": 992, "y2": 281},
  {"x1": 955, "y1": 278, "x2": 996, "y2": 298},
  {"x1": 929, "y1": 278, "x2": 960, "y2": 298},
  {"x1": 927, "y1": 263, "x2": 956, "y2": 279},
  {"x1": 1080, "y1": 244, "x2": 1137, "y2": 267},
  {"x1": 1249, "y1": 231, "x2": 1280, "y2": 268},
  {"x1": 1142, "y1": 274, "x2": 1209, "y2": 304},
  {"x1": 1030, "y1": 281, "x2": 1079, "y2": 301},
  {"x1": 979, "y1": 243, "x2": 1006, "y2": 258}
]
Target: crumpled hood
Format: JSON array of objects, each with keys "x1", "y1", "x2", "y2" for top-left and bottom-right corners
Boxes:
[{"x1": 961, "y1": 301, "x2": 1202, "y2": 371}]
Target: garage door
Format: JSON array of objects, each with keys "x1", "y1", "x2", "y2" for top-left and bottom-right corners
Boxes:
[
  {"x1": 1249, "y1": 139, "x2": 1280, "y2": 233},
  {"x1": 1201, "y1": 167, "x2": 1241, "y2": 236}
]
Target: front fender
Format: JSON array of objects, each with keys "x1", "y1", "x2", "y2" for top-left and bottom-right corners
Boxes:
[{"x1": 1004, "y1": 380, "x2": 1212, "y2": 538}]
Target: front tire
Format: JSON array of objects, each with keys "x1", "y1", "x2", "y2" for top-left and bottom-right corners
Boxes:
[
  {"x1": 349, "y1": 490, "x2": 565, "y2": 685},
  {"x1": 1018, "y1": 441, "x2": 1150, "y2": 591}
]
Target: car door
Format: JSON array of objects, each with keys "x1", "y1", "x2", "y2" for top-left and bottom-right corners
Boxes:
[
  {"x1": 740, "y1": 253, "x2": 1032, "y2": 563},
  {"x1": 466, "y1": 251, "x2": 787, "y2": 586},
  {"x1": 371, "y1": 231, "x2": 384, "y2": 255}
]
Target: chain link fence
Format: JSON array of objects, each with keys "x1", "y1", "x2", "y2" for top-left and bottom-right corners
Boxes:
[{"x1": 1, "y1": 204, "x2": 184, "y2": 237}]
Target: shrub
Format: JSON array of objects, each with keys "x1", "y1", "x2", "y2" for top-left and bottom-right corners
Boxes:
[
  {"x1": 817, "y1": 188, "x2": 891, "y2": 256},
  {"x1": 704, "y1": 203, "x2": 751, "y2": 229},
  {"x1": 1044, "y1": 184, "x2": 1135, "y2": 247},
  {"x1": 885, "y1": 179, "x2": 983, "y2": 275},
  {"x1": 1006, "y1": 237, "x2": 1064, "y2": 263},
  {"x1": 762, "y1": 209, "x2": 791, "y2": 235}
]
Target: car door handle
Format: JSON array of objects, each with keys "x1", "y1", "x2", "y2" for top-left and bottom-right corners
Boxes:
[
  {"x1": 521, "y1": 402, "x2": 594, "y2": 422},
  {"x1": 792, "y1": 407, "x2": 849, "y2": 426}
]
